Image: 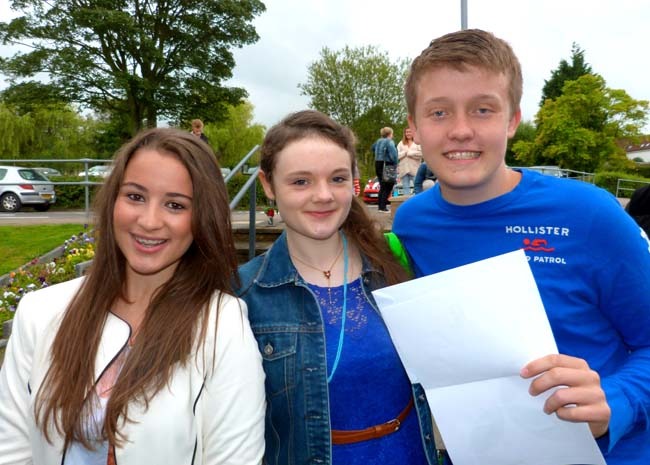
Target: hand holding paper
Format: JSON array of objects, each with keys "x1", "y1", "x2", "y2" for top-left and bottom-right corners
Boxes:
[
  {"x1": 372, "y1": 250, "x2": 605, "y2": 465},
  {"x1": 522, "y1": 353, "x2": 611, "y2": 439}
]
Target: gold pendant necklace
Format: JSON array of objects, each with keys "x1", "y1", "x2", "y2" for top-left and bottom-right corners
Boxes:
[{"x1": 291, "y1": 241, "x2": 344, "y2": 303}]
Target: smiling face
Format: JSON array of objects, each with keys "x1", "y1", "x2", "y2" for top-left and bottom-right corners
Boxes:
[
  {"x1": 409, "y1": 65, "x2": 521, "y2": 205},
  {"x1": 259, "y1": 136, "x2": 354, "y2": 244},
  {"x1": 113, "y1": 148, "x2": 194, "y2": 287}
]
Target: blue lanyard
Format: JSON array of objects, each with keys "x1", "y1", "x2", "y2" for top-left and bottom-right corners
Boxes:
[{"x1": 327, "y1": 232, "x2": 348, "y2": 384}]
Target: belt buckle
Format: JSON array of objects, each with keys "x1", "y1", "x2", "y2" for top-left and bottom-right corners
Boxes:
[{"x1": 386, "y1": 418, "x2": 401, "y2": 432}]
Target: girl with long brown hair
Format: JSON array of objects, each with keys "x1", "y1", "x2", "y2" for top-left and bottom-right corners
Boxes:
[
  {"x1": 237, "y1": 110, "x2": 438, "y2": 465},
  {"x1": 0, "y1": 128, "x2": 265, "y2": 464}
]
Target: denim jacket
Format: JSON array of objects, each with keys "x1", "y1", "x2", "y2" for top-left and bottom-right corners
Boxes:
[
  {"x1": 373, "y1": 138, "x2": 398, "y2": 164},
  {"x1": 236, "y1": 231, "x2": 438, "y2": 465}
]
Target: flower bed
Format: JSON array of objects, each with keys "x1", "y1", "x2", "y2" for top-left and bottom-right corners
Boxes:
[{"x1": 0, "y1": 232, "x2": 95, "y2": 339}]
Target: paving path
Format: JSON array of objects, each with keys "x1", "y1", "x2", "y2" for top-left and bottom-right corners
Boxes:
[{"x1": 1, "y1": 205, "x2": 396, "y2": 229}]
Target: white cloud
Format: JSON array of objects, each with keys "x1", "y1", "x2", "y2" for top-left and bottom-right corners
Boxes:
[
  {"x1": 2, "y1": 0, "x2": 648, "y2": 132},
  {"x1": 228, "y1": 0, "x2": 650, "y2": 130}
]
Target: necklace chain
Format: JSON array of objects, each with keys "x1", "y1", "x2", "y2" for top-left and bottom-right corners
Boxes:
[
  {"x1": 290, "y1": 241, "x2": 344, "y2": 281},
  {"x1": 290, "y1": 232, "x2": 348, "y2": 384}
]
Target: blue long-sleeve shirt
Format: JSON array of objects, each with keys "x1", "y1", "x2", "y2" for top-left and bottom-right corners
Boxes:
[{"x1": 394, "y1": 169, "x2": 650, "y2": 464}]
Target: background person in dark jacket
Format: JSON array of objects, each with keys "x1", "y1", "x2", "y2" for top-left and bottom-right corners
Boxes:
[
  {"x1": 626, "y1": 183, "x2": 650, "y2": 236},
  {"x1": 373, "y1": 127, "x2": 398, "y2": 212}
]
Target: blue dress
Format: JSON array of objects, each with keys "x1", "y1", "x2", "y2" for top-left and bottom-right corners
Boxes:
[{"x1": 308, "y1": 278, "x2": 428, "y2": 465}]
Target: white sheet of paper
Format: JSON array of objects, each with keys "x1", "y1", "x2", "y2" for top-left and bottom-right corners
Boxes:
[{"x1": 373, "y1": 249, "x2": 605, "y2": 465}]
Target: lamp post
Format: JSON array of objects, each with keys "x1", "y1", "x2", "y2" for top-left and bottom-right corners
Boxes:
[{"x1": 461, "y1": 0, "x2": 468, "y2": 30}]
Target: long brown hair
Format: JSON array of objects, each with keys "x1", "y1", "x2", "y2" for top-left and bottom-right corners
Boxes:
[
  {"x1": 260, "y1": 110, "x2": 409, "y2": 286},
  {"x1": 401, "y1": 127, "x2": 413, "y2": 145},
  {"x1": 35, "y1": 128, "x2": 239, "y2": 448}
]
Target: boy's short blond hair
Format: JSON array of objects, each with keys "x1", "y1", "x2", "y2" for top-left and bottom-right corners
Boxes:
[
  {"x1": 380, "y1": 127, "x2": 393, "y2": 138},
  {"x1": 405, "y1": 29, "x2": 523, "y2": 118}
]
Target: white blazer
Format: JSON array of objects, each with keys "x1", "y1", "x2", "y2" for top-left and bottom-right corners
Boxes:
[{"x1": 0, "y1": 277, "x2": 265, "y2": 465}]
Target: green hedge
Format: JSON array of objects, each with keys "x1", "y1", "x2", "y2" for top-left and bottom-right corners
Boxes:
[
  {"x1": 49, "y1": 173, "x2": 271, "y2": 211},
  {"x1": 594, "y1": 171, "x2": 650, "y2": 198},
  {"x1": 226, "y1": 173, "x2": 270, "y2": 210},
  {"x1": 51, "y1": 176, "x2": 102, "y2": 209},
  {"x1": 49, "y1": 170, "x2": 650, "y2": 209},
  {"x1": 630, "y1": 163, "x2": 650, "y2": 179}
]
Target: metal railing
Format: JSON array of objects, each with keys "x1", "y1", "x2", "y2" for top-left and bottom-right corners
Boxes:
[
  {"x1": 510, "y1": 166, "x2": 595, "y2": 183},
  {"x1": 225, "y1": 145, "x2": 261, "y2": 261},
  {"x1": 1, "y1": 147, "x2": 263, "y2": 260},
  {"x1": 616, "y1": 178, "x2": 650, "y2": 198},
  {"x1": 0, "y1": 158, "x2": 111, "y2": 224}
]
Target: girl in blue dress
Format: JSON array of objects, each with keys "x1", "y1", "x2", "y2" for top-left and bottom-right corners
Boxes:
[{"x1": 237, "y1": 110, "x2": 439, "y2": 465}]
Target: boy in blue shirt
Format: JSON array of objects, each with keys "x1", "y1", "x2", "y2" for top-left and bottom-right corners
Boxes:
[{"x1": 394, "y1": 29, "x2": 650, "y2": 464}]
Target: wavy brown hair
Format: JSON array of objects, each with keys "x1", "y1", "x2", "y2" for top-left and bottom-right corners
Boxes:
[
  {"x1": 35, "y1": 128, "x2": 239, "y2": 448},
  {"x1": 260, "y1": 110, "x2": 409, "y2": 286},
  {"x1": 405, "y1": 29, "x2": 523, "y2": 118}
]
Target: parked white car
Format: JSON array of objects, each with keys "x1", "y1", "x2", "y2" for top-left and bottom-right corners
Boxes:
[
  {"x1": 0, "y1": 165, "x2": 56, "y2": 212},
  {"x1": 526, "y1": 165, "x2": 567, "y2": 177},
  {"x1": 34, "y1": 167, "x2": 63, "y2": 177},
  {"x1": 78, "y1": 165, "x2": 112, "y2": 178}
]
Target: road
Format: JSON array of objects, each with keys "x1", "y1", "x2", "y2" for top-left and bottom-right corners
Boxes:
[
  {"x1": 0, "y1": 210, "x2": 279, "y2": 228},
  {"x1": 0, "y1": 204, "x2": 395, "y2": 229},
  {"x1": 0, "y1": 210, "x2": 91, "y2": 226}
]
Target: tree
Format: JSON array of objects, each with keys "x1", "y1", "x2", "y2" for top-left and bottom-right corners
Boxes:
[
  {"x1": 539, "y1": 43, "x2": 593, "y2": 106},
  {"x1": 0, "y1": 101, "x2": 98, "y2": 159},
  {"x1": 204, "y1": 101, "x2": 265, "y2": 169},
  {"x1": 299, "y1": 45, "x2": 409, "y2": 128},
  {"x1": 506, "y1": 120, "x2": 536, "y2": 166},
  {"x1": 0, "y1": 0, "x2": 266, "y2": 135},
  {"x1": 1, "y1": 83, "x2": 98, "y2": 159},
  {"x1": 514, "y1": 75, "x2": 649, "y2": 172},
  {"x1": 0, "y1": 81, "x2": 71, "y2": 115},
  {"x1": 351, "y1": 106, "x2": 406, "y2": 169},
  {"x1": 0, "y1": 103, "x2": 32, "y2": 158}
]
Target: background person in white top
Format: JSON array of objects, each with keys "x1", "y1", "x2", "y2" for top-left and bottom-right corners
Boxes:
[{"x1": 396, "y1": 127, "x2": 423, "y2": 195}]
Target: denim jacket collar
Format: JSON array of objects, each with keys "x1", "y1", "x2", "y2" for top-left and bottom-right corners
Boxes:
[{"x1": 253, "y1": 230, "x2": 380, "y2": 289}]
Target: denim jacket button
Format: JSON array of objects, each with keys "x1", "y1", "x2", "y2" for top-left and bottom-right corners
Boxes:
[{"x1": 263, "y1": 343, "x2": 274, "y2": 355}]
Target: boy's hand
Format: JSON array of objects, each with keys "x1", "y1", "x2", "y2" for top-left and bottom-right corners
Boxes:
[{"x1": 520, "y1": 354, "x2": 610, "y2": 438}]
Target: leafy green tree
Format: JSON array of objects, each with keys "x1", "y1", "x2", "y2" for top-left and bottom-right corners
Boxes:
[
  {"x1": 299, "y1": 45, "x2": 409, "y2": 128},
  {"x1": 349, "y1": 105, "x2": 406, "y2": 170},
  {"x1": 0, "y1": 81, "x2": 71, "y2": 115},
  {"x1": 540, "y1": 43, "x2": 593, "y2": 106},
  {"x1": 90, "y1": 106, "x2": 134, "y2": 159},
  {"x1": 1, "y1": 83, "x2": 103, "y2": 160},
  {"x1": 0, "y1": 0, "x2": 266, "y2": 135},
  {"x1": 0, "y1": 103, "x2": 32, "y2": 158},
  {"x1": 204, "y1": 101, "x2": 265, "y2": 169},
  {"x1": 506, "y1": 120, "x2": 536, "y2": 166},
  {"x1": 514, "y1": 75, "x2": 648, "y2": 172},
  {"x1": 0, "y1": 102, "x2": 98, "y2": 160}
]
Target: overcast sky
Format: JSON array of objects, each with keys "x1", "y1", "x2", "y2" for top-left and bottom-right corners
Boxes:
[
  {"x1": 1, "y1": 0, "x2": 648, "y2": 131},
  {"x1": 226, "y1": 0, "x2": 650, "y2": 130}
]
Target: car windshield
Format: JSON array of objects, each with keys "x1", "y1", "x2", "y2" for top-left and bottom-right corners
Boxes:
[{"x1": 18, "y1": 169, "x2": 48, "y2": 182}]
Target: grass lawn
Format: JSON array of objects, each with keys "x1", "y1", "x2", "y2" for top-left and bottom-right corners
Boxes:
[{"x1": 0, "y1": 224, "x2": 89, "y2": 276}]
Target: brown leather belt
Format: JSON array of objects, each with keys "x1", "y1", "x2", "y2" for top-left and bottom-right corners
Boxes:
[{"x1": 331, "y1": 397, "x2": 414, "y2": 445}]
